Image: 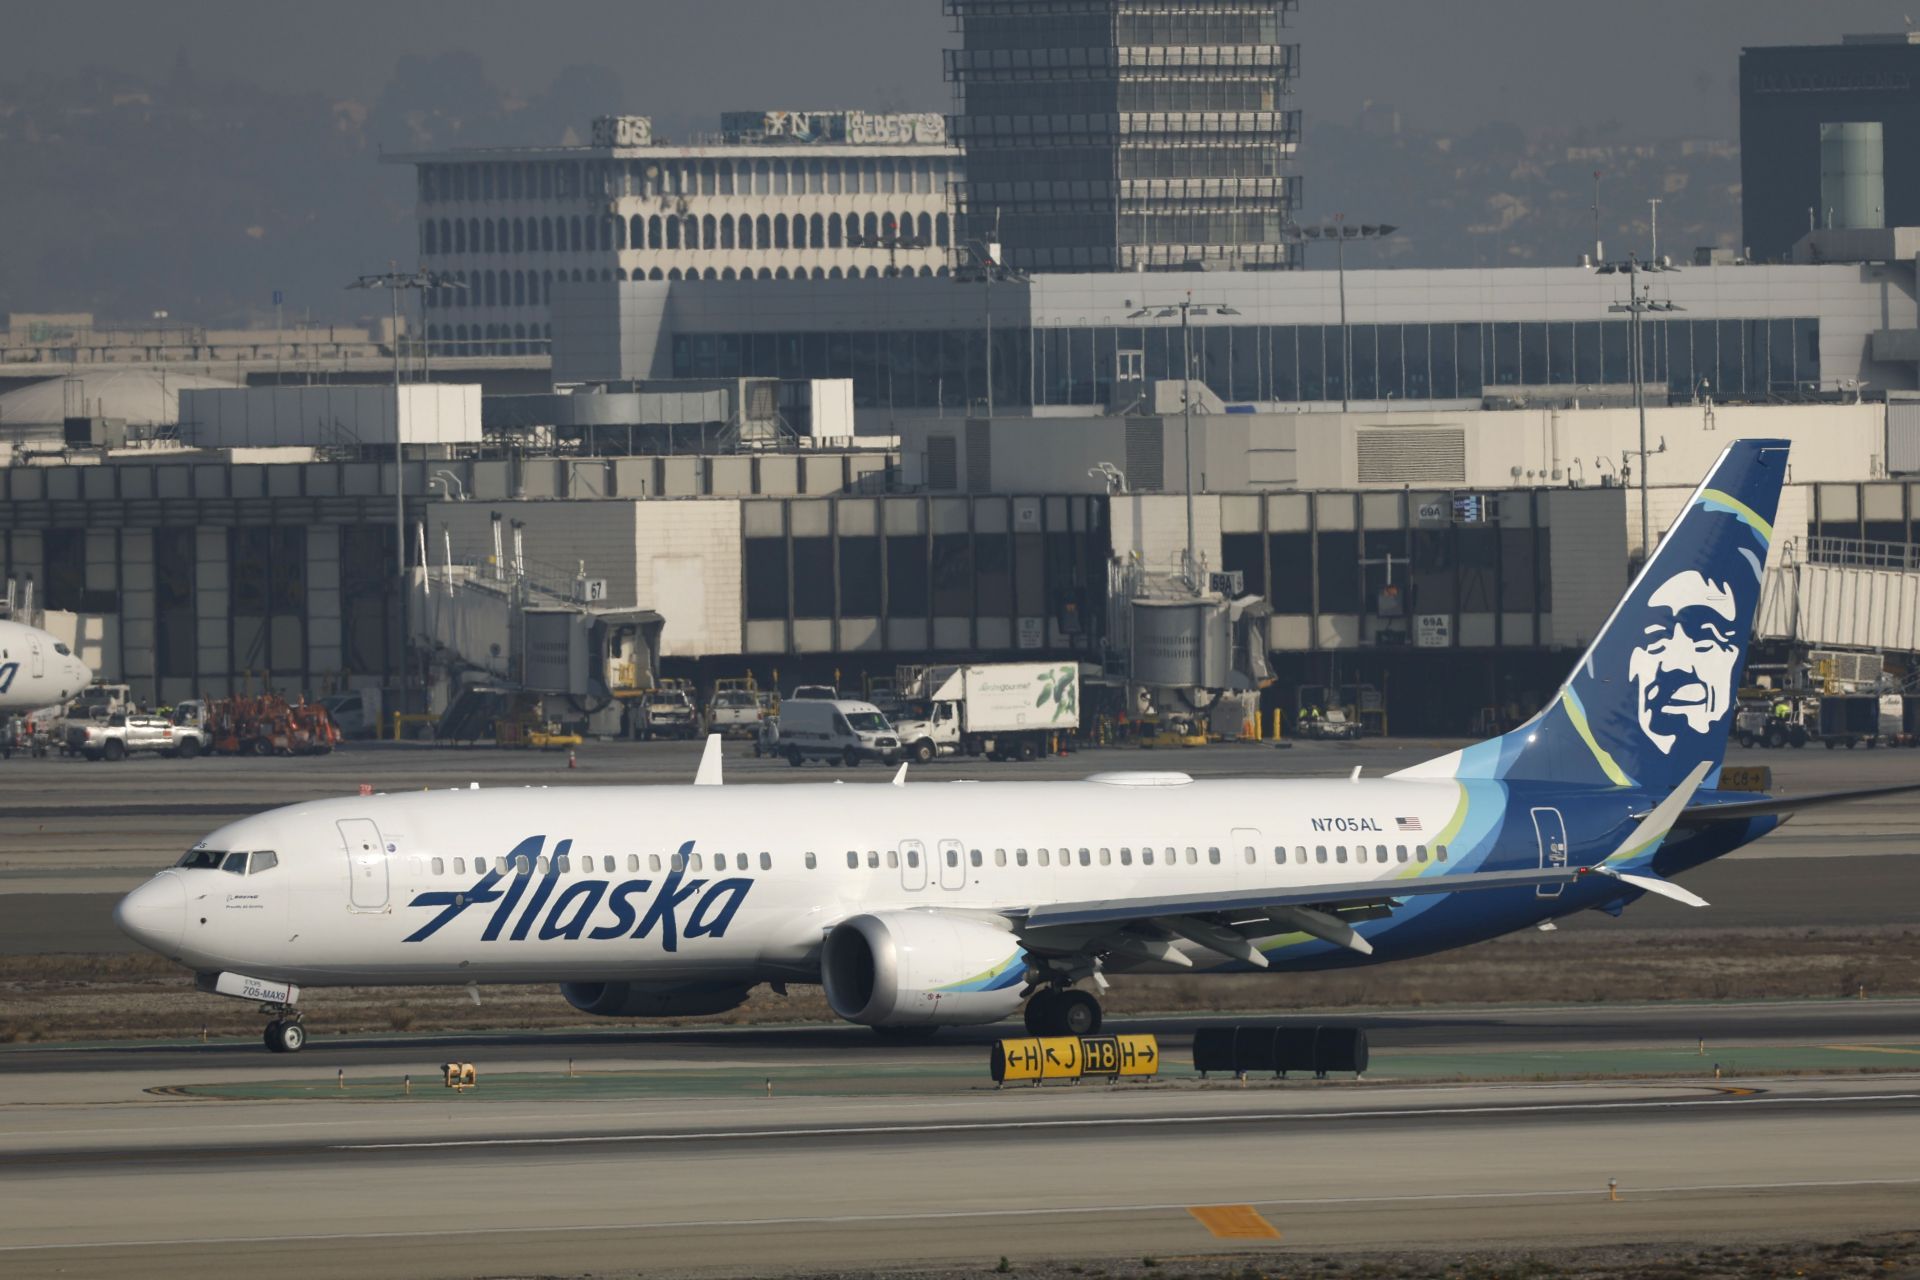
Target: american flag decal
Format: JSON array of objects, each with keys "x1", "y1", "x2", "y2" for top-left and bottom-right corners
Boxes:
[{"x1": 1396, "y1": 817, "x2": 1422, "y2": 832}]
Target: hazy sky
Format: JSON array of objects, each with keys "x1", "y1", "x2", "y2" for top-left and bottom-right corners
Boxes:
[{"x1": 9, "y1": 0, "x2": 1919, "y2": 138}]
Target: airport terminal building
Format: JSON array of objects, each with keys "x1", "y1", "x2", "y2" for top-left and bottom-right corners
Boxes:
[{"x1": 5, "y1": 251, "x2": 1920, "y2": 729}]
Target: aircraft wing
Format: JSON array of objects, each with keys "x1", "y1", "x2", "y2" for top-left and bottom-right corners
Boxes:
[
  {"x1": 1011, "y1": 866, "x2": 1588, "y2": 934},
  {"x1": 1676, "y1": 780, "x2": 1920, "y2": 825}
]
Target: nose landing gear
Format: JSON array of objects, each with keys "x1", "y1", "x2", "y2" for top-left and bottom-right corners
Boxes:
[{"x1": 262, "y1": 1005, "x2": 307, "y2": 1053}]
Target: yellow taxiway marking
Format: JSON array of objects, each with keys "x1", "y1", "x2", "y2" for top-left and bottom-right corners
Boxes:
[
  {"x1": 1823, "y1": 1044, "x2": 1920, "y2": 1056},
  {"x1": 1187, "y1": 1204, "x2": 1281, "y2": 1240}
]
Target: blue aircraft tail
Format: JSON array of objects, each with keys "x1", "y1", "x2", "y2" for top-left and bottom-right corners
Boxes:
[{"x1": 1397, "y1": 438, "x2": 1789, "y2": 791}]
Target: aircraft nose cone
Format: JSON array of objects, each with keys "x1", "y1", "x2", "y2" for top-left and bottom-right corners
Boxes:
[{"x1": 114, "y1": 873, "x2": 185, "y2": 956}]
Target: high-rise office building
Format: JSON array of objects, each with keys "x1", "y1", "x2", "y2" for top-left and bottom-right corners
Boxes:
[
  {"x1": 945, "y1": 0, "x2": 1302, "y2": 272},
  {"x1": 1741, "y1": 33, "x2": 1920, "y2": 262}
]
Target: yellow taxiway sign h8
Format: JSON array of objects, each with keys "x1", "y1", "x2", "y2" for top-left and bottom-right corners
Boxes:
[{"x1": 991, "y1": 1034, "x2": 1159, "y2": 1084}]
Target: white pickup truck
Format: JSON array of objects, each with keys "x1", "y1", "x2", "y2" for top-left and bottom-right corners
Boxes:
[{"x1": 68, "y1": 711, "x2": 209, "y2": 761}]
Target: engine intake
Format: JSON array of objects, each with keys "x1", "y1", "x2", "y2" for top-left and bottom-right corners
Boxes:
[
  {"x1": 560, "y1": 980, "x2": 755, "y2": 1018},
  {"x1": 821, "y1": 911, "x2": 1027, "y2": 1027}
]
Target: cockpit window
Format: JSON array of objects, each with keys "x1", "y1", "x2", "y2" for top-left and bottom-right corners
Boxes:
[
  {"x1": 220, "y1": 851, "x2": 248, "y2": 875},
  {"x1": 176, "y1": 849, "x2": 226, "y2": 870},
  {"x1": 54, "y1": 642, "x2": 72, "y2": 656},
  {"x1": 250, "y1": 851, "x2": 279, "y2": 874}
]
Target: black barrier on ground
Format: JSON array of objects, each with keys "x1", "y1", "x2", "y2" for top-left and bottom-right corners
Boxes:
[{"x1": 1193, "y1": 1024, "x2": 1369, "y2": 1079}]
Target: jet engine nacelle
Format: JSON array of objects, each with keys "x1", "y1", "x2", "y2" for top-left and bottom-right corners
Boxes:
[
  {"x1": 821, "y1": 911, "x2": 1026, "y2": 1027},
  {"x1": 559, "y1": 980, "x2": 755, "y2": 1018}
]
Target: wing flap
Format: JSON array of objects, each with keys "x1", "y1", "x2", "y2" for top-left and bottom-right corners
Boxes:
[{"x1": 1013, "y1": 865, "x2": 1588, "y2": 933}]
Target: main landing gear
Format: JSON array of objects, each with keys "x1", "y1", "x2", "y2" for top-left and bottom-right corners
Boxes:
[
  {"x1": 263, "y1": 1006, "x2": 307, "y2": 1053},
  {"x1": 1023, "y1": 987, "x2": 1102, "y2": 1037}
]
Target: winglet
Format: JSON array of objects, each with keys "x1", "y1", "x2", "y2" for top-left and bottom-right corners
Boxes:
[
  {"x1": 694, "y1": 734, "x2": 723, "y2": 786},
  {"x1": 891, "y1": 761, "x2": 908, "y2": 787}
]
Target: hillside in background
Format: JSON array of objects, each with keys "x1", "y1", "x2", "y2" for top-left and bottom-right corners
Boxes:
[{"x1": 0, "y1": 55, "x2": 1741, "y2": 328}]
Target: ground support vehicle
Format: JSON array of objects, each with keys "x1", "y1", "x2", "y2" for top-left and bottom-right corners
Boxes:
[
  {"x1": 53, "y1": 684, "x2": 132, "y2": 756},
  {"x1": 206, "y1": 695, "x2": 341, "y2": 756},
  {"x1": 1814, "y1": 694, "x2": 1883, "y2": 749},
  {"x1": 774, "y1": 697, "x2": 900, "y2": 766},
  {"x1": 1297, "y1": 708, "x2": 1364, "y2": 741},
  {"x1": 1735, "y1": 699, "x2": 1811, "y2": 749},
  {"x1": 706, "y1": 681, "x2": 765, "y2": 739},
  {"x1": 69, "y1": 712, "x2": 208, "y2": 761},
  {"x1": 636, "y1": 684, "x2": 699, "y2": 740},
  {"x1": 891, "y1": 663, "x2": 1079, "y2": 764}
]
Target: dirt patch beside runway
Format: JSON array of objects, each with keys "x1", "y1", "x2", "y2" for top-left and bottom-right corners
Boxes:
[
  {"x1": 794, "y1": 1233, "x2": 1920, "y2": 1279},
  {"x1": 4, "y1": 926, "x2": 1917, "y2": 1043}
]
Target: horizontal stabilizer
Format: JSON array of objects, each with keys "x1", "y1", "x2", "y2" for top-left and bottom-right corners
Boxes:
[
  {"x1": 1677, "y1": 780, "x2": 1920, "y2": 825},
  {"x1": 1585, "y1": 865, "x2": 1709, "y2": 908}
]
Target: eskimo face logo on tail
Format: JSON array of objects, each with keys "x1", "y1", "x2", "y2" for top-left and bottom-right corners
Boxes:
[
  {"x1": 403, "y1": 836, "x2": 750, "y2": 951},
  {"x1": 1628, "y1": 570, "x2": 1740, "y2": 755}
]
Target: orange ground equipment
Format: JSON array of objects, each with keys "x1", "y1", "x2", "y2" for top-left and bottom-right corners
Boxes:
[{"x1": 205, "y1": 695, "x2": 342, "y2": 757}]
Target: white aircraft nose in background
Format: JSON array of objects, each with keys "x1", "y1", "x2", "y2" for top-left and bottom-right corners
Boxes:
[{"x1": 114, "y1": 873, "x2": 185, "y2": 956}]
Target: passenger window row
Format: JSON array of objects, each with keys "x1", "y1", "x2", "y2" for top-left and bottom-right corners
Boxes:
[
  {"x1": 406, "y1": 841, "x2": 1451, "y2": 879},
  {"x1": 416, "y1": 850, "x2": 778, "y2": 877}
]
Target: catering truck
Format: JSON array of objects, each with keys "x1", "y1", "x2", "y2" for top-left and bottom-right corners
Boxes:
[{"x1": 892, "y1": 662, "x2": 1079, "y2": 764}]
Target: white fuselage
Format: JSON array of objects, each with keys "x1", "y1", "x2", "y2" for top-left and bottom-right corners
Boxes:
[
  {"x1": 115, "y1": 771, "x2": 1539, "y2": 988},
  {"x1": 0, "y1": 620, "x2": 92, "y2": 714}
]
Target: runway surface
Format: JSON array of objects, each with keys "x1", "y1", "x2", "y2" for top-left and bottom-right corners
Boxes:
[
  {"x1": 2, "y1": 1070, "x2": 1916, "y2": 1279},
  {"x1": 6, "y1": 995, "x2": 1917, "y2": 1077}
]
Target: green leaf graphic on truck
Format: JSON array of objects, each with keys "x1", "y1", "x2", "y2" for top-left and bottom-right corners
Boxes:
[{"x1": 1033, "y1": 664, "x2": 1077, "y2": 723}]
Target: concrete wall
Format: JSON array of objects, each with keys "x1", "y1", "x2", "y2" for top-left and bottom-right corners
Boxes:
[{"x1": 635, "y1": 501, "x2": 741, "y2": 657}]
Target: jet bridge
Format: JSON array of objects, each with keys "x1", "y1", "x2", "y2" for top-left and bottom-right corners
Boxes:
[
  {"x1": 1757, "y1": 538, "x2": 1920, "y2": 655},
  {"x1": 411, "y1": 540, "x2": 662, "y2": 738}
]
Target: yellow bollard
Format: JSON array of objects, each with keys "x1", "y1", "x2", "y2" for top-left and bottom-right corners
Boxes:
[
  {"x1": 1608, "y1": 1179, "x2": 1619, "y2": 1202},
  {"x1": 337, "y1": 1069, "x2": 345, "y2": 1091},
  {"x1": 403, "y1": 1074, "x2": 411, "y2": 1096},
  {"x1": 1697, "y1": 1038, "x2": 1705, "y2": 1056},
  {"x1": 766, "y1": 1077, "x2": 774, "y2": 1098}
]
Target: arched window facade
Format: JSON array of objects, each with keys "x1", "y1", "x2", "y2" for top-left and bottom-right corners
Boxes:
[
  {"x1": 773, "y1": 217, "x2": 789, "y2": 249},
  {"x1": 666, "y1": 217, "x2": 681, "y2": 250},
  {"x1": 648, "y1": 216, "x2": 662, "y2": 250},
  {"x1": 629, "y1": 214, "x2": 644, "y2": 248},
  {"x1": 720, "y1": 215, "x2": 735, "y2": 249},
  {"x1": 702, "y1": 214, "x2": 716, "y2": 248},
  {"x1": 756, "y1": 214, "x2": 771, "y2": 246}
]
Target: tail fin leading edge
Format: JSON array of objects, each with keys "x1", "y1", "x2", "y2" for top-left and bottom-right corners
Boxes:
[{"x1": 1399, "y1": 439, "x2": 1789, "y2": 791}]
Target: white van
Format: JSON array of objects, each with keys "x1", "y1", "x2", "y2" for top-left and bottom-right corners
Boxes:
[{"x1": 774, "y1": 698, "x2": 900, "y2": 767}]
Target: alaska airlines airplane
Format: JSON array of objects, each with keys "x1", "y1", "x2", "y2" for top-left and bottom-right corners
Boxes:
[
  {"x1": 0, "y1": 619, "x2": 92, "y2": 714},
  {"x1": 114, "y1": 440, "x2": 1916, "y2": 1053}
]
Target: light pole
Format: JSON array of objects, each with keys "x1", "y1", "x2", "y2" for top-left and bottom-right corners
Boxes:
[
  {"x1": 959, "y1": 238, "x2": 1027, "y2": 419},
  {"x1": 1596, "y1": 254, "x2": 1682, "y2": 564},
  {"x1": 1128, "y1": 293, "x2": 1240, "y2": 592},
  {"x1": 1282, "y1": 220, "x2": 1399, "y2": 410},
  {"x1": 347, "y1": 266, "x2": 464, "y2": 708}
]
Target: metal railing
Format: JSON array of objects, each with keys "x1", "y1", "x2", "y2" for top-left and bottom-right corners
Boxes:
[{"x1": 1804, "y1": 536, "x2": 1920, "y2": 572}]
